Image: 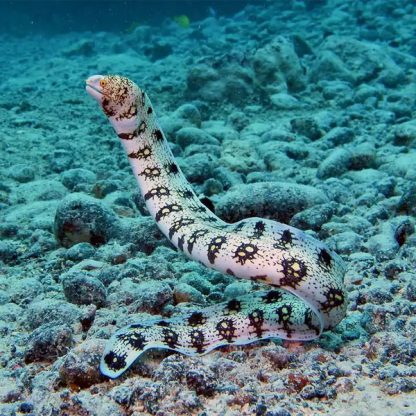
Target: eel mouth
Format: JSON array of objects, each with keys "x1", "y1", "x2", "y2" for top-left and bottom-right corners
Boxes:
[
  {"x1": 85, "y1": 80, "x2": 109, "y2": 103},
  {"x1": 85, "y1": 81, "x2": 102, "y2": 95}
]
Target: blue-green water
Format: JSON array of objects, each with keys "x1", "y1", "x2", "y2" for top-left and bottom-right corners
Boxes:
[{"x1": 0, "y1": 1, "x2": 415, "y2": 415}]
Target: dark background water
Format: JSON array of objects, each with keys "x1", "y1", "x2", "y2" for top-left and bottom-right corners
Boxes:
[{"x1": 0, "y1": 0, "x2": 271, "y2": 35}]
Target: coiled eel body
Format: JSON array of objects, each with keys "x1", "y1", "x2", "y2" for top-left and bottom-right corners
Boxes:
[{"x1": 85, "y1": 75, "x2": 347, "y2": 379}]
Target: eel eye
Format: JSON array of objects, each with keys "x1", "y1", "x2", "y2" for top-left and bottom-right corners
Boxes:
[{"x1": 99, "y1": 79, "x2": 107, "y2": 88}]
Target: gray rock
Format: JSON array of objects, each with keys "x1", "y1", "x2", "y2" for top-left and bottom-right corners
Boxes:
[
  {"x1": 109, "y1": 279, "x2": 173, "y2": 312},
  {"x1": 0, "y1": 302, "x2": 23, "y2": 322},
  {"x1": 261, "y1": 128, "x2": 295, "y2": 143},
  {"x1": 290, "y1": 203, "x2": 334, "y2": 231},
  {"x1": 62, "y1": 40, "x2": 95, "y2": 57},
  {"x1": 62, "y1": 272, "x2": 107, "y2": 307},
  {"x1": 310, "y1": 50, "x2": 355, "y2": 84},
  {"x1": 331, "y1": 231, "x2": 363, "y2": 254},
  {"x1": 65, "y1": 242, "x2": 95, "y2": 262},
  {"x1": 201, "y1": 178, "x2": 223, "y2": 196},
  {"x1": 60, "y1": 168, "x2": 97, "y2": 191},
  {"x1": 9, "y1": 277, "x2": 43, "y2": 305},
  {"x1": 367, "y1": 226, "x2": 400, "y2": 261},
  {"x1": 7, "y1": 163, "x2": 35, "y2": 183},
  {"x1": 179, "y1": 272, "x2": 213, "y2": 295},
  {"x1": 179, "y1": 153, "x2": 217, "y2": 184},
  {"x1": 48, "y1": 149, "x2": 74, "y2": 173},
  {"x1": 216, "y1": 182, "x2": 328, "y2": 223},
  {"x1": 398, "y1": 183, "x2": 416, "y2": 215},
  {"x1": 394, "y1": 119, "x2": 416, "y2": 146},
  {"x1": 24, "y1": 323, "x2": 73, "y2": 363},
  {"x1": 224, "y1": 281, "x2": 251, "y2": 299},
  {"x1": 203, "y1": 123, "x2": 239, "y2": 143},
  {"x1": 270, "y1": 93, "x2": 302, "y2": 110},
  {"x1": 224, "y1": 74, "x2": 253, "y2": 105},
  {"x1": 59, "y1": 339, "x2": 105, "y2": 388},
  {"x1": 227, "y1": 111, "x2": 250, "y2": 132},
  {"x1": 186, "y1": 367, "x2": 217, "y2": 397},
  {"x1": 23, "y1": 299, "x2": 81, "y2": 330},
  {"x1": 183, "y1": 144, "x2": 221, "y2": 158},
  {"x1": 0, "y1": 240, "x2": 20, "y2": 264},
  {"x1": 321, "y1": 127, "x2": 354, "y2": 146},
  {"x1": 317, "y1": 144, "x2": 375, "y2": 179},
  {"x1": 54, "y1": 193, "x2": 121, "y2": 248},
  {"x1": 290, "y1": 116, "x2": 323, "y2": 140},
  {"x1": 10, "y1": 179, "x2": 67, "y2": 204},
  {"x1": 174, "y1": 282, "x2": 205, "y2": 305},
  {"x1": 405, "y1": 277, "x2": 416, "y2": 301},
  {"x1": 174, "y1": 103, "x2": 202, "y2": 128},
  {"x1": 354, "y1": 84, "x2": 383, "y2": 104},
  {"x1": 175, "y1": 127, "x2": 219, "y2": 148},
  {"x1": 320, "y1": 80, "x2": 353, "y2": 101},
  {"x1": 252, "y1": 36, "x2": 306, "y2": 93},
  {"x1": 119, "y1": 216, "x2": 166, "y2": 254},
  {"x1": 310, "y1": 36, "x2": 406, "y2": 86}
]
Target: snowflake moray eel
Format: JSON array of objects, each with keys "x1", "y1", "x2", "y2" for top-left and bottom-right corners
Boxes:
[{"x1": 86, "y1": 75, "x2": 347, "y2": 379}]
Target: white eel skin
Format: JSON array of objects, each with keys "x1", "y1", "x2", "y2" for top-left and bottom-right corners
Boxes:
[{"x1": 86, "y1": 75, "x2": 347, "y2": 379}]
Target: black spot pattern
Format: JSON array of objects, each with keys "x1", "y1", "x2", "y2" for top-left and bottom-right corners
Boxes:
[
  {"x1": 168, "y1": 217, "x2": 195, "y2": 239},
  {"x1": 129, "y1": 323, "x2": 144, "y2": 329},
  {"x1": 200, "y1": 216, "x2": 219, "y2": 223},
  {"x1": 120, "y1": 104, "x2": 137, "y2": 119},
  {"x1": 248, "y1": 309, "x2": 264, "y2": 337},
  {"x1": 251, "y1": 221, "x2": 266, "y2": 239},
  {"x1": 216, "y1": 318, "x2": 236, "y2": 342},
  {"x1": 225, "y1": 299, "x2": 241, "y2": 314},
  {"x1": 162, "y1": 328, "x2": 179, "y2": 348},
  {"x1": 280, "y1": 257, "x2": 308, "y2": 289},
  {"x1": 138, "y1": 121, "x2": 147, "y2": 134},
  {"x1": 262, "y1": 290, "x2": 283, "y2": 304},
  {"x1": 152, "y1": 129, "x2": 164, "y2": 141},
  {"x1": 116, "y1": 331, "x2": 146, "y2": 350},
  {"x1": 166, "y1": 162, "x2": 179, "y2": 174},
  {"x1": 233, "y1": 222, "x2": 246, "y2": 232},
  {"x1": 147, "y1": 107, "x2": 153, "y2": 114},
  {"x1": 249, "y1": 221, "x2": 266, "y2": 240},
  {"x1": 189, "y1": 329, "x2": 206, "y2": 353},
  {"x1": 320, "y1": 288, "x2": 344, "y2": 312},
  {"x1": 102, "y1": 98, "x2": 115, "y2": 117},
  {"x1": 139, "y1": 166, "x2": 161, "y2": 179},
  {"x1": 188, "y1": 311, "x2": 207, "y2": 327},
  {"x1": 128, "y1": 146, "x2": 152, "y2": 160},
  {"x1": 233, "y1": 243, "x2": 259, "y2": 265},
  {"x1": 144, "y1": 186, "x2": 170, "y2": 200},
  {"x1": 273, "y1": 229, "x2": 294, "y2": 250},
  {"x1": 118, "y1": 132, "x2": 135, "y2": 140},
  {"x1": 304, "y1": 310, "x2": 320, "y2": 335},
  {"x1": 189, "y1": 205, "x2": 207, "y2": 213},
  {"x1": 207, "y1": 236, "x2": 227, "y2": 264},
  {"x1": 177, "y1": 189, "x2": 194, "y2": 199},
  {"x1": 187, "y1": 229, "x2": 209, "y2": 254},
  {"x1": 104, "y1": 351, "x2": 127, "y2": 371},
  {"x1": 177, "y1": 235, "x2": 185, "y2": 251},
  {"x1": 250, "y1": 275, "x2": 267, "y2": 282},
  {"x1": 140, "y1": 92, "x2": 146, "y2": 107},
  {"x1": 157, "y1": 320, "x2": 171, "y2": 327},
  {"x1": 155, "y1": 203, "x2": 182, "y2": 222},
  {"x1": 276, "y1": 304, "x2": 293, "y2": 336},
  {"x1": 318, "y1": 248, "x2": 332, "y2": 270}
]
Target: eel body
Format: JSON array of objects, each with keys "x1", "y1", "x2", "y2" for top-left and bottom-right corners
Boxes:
[{"x1": 85, "y1": 75, "x2": 347, "y2": 379}]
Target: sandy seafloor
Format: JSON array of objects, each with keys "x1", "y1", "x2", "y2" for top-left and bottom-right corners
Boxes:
[{"x1": 0, "y1": 0, "x2": 416, "y2": 415}]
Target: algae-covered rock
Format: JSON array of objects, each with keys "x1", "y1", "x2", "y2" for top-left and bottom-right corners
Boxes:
[
  {"x1": 216, "y1": 182, "x2": 328, "y2": 223},
  {"x1": 54, "y1": 193, "x2": 121, "y2": 248}
]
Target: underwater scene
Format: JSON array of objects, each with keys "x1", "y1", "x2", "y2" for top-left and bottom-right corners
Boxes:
[{"x1": 0, "y1": 0, "x2": 415, "y2": 415}]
